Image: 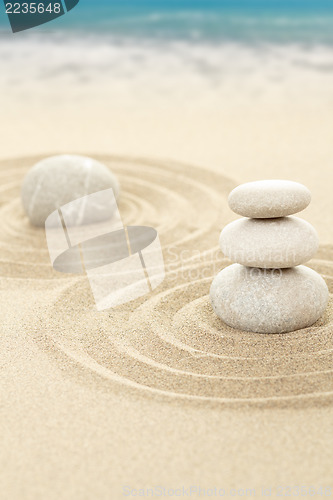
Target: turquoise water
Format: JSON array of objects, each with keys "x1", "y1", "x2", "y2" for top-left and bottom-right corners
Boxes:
[
  {"x1": 1, "y1": 0, "x2": 333, "y2": 44},
  {"x1": 65, "y1": 9, "x2": 333, "y2": 44}
]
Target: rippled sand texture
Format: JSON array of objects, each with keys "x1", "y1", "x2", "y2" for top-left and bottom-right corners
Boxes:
[{"x1": 2, "y1": 155, "x2": 333, "y2": 408}]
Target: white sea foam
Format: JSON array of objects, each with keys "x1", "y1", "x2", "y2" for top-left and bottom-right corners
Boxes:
[{"x1": 1, "y1": 32, "x2": 333, "y2": 97}]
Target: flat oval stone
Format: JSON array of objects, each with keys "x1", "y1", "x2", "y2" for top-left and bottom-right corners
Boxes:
[
  {"x1": 21, "y1": 155, "x2": 120, "y2": 226},
  {"x1": 210, "y1": 264, "x2": 329, "y2": 334},
  {"x1": 228, "y1": 180, "x2": 311, "y2": 218},
  {"x1": 220, "y1": 216, "x2": 318, "y2": 268}
]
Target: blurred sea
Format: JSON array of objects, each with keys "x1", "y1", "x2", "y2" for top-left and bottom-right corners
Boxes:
[
  {"x1": 1, "y1": 0, "x2": 333, "y2": 45},
  {"x1": 2, "y1": 0, "x2": 333, "y2": 102}
]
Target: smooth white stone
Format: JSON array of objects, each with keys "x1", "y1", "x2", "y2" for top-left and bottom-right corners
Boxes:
[
  {"x1": 228, "y1": 180, "x2": 311, "y2": 218},
  {"x1": 210, "y1": 264, "x2": 329, "y2": 334},
  {"x1": 21, "y1": 155, "x2": 120, "y2": 226},
  {"x1": 220, "y1": 216, "x2": 318, "y2": 268}
]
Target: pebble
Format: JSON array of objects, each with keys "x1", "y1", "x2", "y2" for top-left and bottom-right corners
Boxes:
[
  {"x1": 21, "y1": 155, "x2": 120, "y2": 226},
  {"x1": 228, "y1": 180, "x2": 311, "y2": 218},
  {"x1": 210, "y1": 264, "x2": 329, "y2": 334},
  {"x1": 220, "y1": 216, "x2": 318, "y2": 268}
]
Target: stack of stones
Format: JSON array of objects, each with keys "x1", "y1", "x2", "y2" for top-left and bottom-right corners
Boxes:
[{"x1": 210, "y1": 180, "x2": 329, "y2": 334}]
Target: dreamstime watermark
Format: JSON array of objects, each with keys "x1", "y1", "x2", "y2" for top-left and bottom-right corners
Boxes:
[
  {"x1": 3, "y1": 0, "x2": 80, "y2": 33},
  {"x1": 122, "y1": 485, "x2": 332, "y2": 498},
  {"x1": 45, "y1": 188, "x2": 165, "y2": 310}
]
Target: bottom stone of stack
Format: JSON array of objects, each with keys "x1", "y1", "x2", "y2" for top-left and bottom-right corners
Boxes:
[{"x1": 210, "y1": 264, "x2": 329, "y2": 334}]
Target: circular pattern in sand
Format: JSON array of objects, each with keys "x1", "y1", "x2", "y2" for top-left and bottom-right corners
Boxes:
[{"x1": 1, "y1": 155, "x2": 333, "y2": 407}]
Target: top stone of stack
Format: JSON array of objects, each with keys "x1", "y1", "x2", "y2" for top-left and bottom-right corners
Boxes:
[{"x1": 228, "y1": 180, "x2": 311, "y2": 218}]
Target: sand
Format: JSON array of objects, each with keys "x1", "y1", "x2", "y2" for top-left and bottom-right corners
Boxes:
[{"x1": 1, "y1": 154, "x2": 333, "y2": 499}]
